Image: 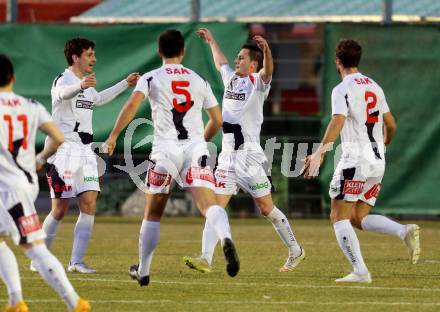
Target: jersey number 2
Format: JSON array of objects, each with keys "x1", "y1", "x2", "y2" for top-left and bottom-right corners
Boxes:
[
  {"x1": 3, "y1": 114, "x2": 28, "y2": 152},
  {"x1": 172, "y1": 81, "x2": 192, "y2": 112},
  {"x1": 365, "y1": 91, "x2": 378, "y2": 124}
]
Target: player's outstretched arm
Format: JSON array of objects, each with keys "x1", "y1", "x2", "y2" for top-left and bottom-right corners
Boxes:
[
  {"x1": 53, "y1": 74, "x2": 96, "y2": 101},
  {"x1": 104, "y1": 91, "x2": 145, "y2": 155},
  {"x1": 253, "y1": 36, "x2": 273, "y2": 83},
  {"x1": 197, "y1": 28, "x2": 228, "y2": 71},
  {"x1": 204, "y1": 106, "x2": 223, "y2": 141},
  {"x1": 95, "y1": 72, "x2": 140, "y2": 107},
  {"x1": 383, "y1": 112, "x2": 397, "y2": 145},
  {"x1": 36, "y1": 122, "x2": 65, "y2": 171},
  {"x1": 302, "y1": 114, "x2": 346, "y2": 179}
]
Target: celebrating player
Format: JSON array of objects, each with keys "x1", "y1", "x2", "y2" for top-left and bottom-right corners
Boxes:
[
  {"x1": 33, "y1": 38, "x2": 140, "y2": 274},
  {"x1": 183, "y1": 28, "x2": 305, "y2": 273},
  {"x1": 105, "y1": 29, "x2": 240, "y2": 286},
  {"x1": 302, "y1": 39, "x2": 420, "y2": 283},
  {"x1": 0, "y1": 54, "x2": 90, "y2": 312}
]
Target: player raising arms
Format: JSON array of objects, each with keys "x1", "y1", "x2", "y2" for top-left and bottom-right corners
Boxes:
[
  {"x1": 105, "y1": 29, "x2": 239, "y2": 286},
  {"x1": 33, "y1": 38, "x2": 140, "y2": 274},
  {"x1": 0, "y1": 54, "x2": 90, "y2": 312},
  {"x1": 302, "y1": 39, "x2": 420, "y2": 283},
  {"x1": 183, "y1": 28, "x2": 305, "y2": 273}
]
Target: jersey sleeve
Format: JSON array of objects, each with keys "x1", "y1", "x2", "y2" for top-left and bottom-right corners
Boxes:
[
  {"x1": 202, "y1": 81, "x2": 219, "y2": 109},
  {"x1": 133, "y1": 73, "x2": 152, "y2": 98},
  {"x1": 379, "y1": 88, "x2": 390, "y2": 114},
  {"x1": 220, "y1": 64, "x2": 235, "y2": 86},
  {"x1": 253, "y1": 72, "x2": 271, "y2": 93},
  {"x1": 331, "y1": 87, "x2": 348, "y2": 116},
  {"x1": 35, "y1": 102, "x2": 53, "y2": 126},
  {"x1": 52, "y1": 75, "x2": 82, "y2": 101}
]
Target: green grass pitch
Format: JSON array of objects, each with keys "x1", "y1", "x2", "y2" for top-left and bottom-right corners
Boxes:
[{"x1": 1, "y1": 217, "x2": 439, "y2": 312}]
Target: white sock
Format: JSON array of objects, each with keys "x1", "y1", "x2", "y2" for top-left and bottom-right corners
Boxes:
[
  {"x1": 42, "y1": 212, "x2": 61, "y2": 249},
  {"x1": 0, "y1": 242, "x2": 22, "y2": 306},
  {"x1": 205, "y1": 205, "x2": 232, "y2": 242},
  {"x1": 265, "y1": 206, "x2": 302, "y2": 257},
  {"x1": 25, "y1": 244, "x2": 79, "y2": 310},
  {"x1": 201, "y1": 219, "x2": 219, "y2": 265},
  {"x1": 138, "y1": 220, "x2": 160, "y2": 277},
  {"x1": 70, "y1": 212, "x2": 94, "y2": 265},
  {"x1": 361, "y1": 215, "x2": 407, "y2": 240},
  {"x1": 333, "y1": 219, "x2": 369, "y2": 275}
]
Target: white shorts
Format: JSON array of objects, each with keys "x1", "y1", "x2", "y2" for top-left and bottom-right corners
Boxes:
[
  {"x1": 0, "y1": 189, "x2": 45, "y2": 245},
  {"x1": 329, "y1": 159, "x2": 385, "y2": 206},
  {"x1": 146, "y1": 140, "x2": 215, "y2": 194},
  {"x1": 47, "y1": 150, "x2": 100, "y2": 198},
  {"x1": 215, "y1": 150, "x2": 272, "y2": 198}
]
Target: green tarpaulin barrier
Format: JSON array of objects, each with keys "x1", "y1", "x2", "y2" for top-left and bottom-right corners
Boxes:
[
  {"x1": 321, "y1": 23, "x2": 440, "y2": 215},
  {"x1": 0, "y1": 23, "x2": 248, "y2": 152}
]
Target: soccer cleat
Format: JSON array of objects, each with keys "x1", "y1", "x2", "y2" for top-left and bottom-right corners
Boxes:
[
  {"x1": 183, "y1": 256, "x2": 212, "y2": 273},
  {"x1": 335, "y1": 272, "x2": 372, "y2": 283},
  {"x1": 5, "y1": 300, "x2": 29, "y2": 312},
  {"x1": 70, "y1": 298, "x2": 91, "y2": 312},
  {"x1": 404, "y1": 224, "x2": 421, "y2": 264},
  {"x1": 280, "y1": 247, "x2": 306, "y2": 272},
  {"x1": 29, "y1": 261, "x2": 37, "y2": 272},
  {"x1": 129, "y1": 264, "x2": 150, "y2": 286},
  {"x1": 67, "y1": 262, "x2": 97, "y2": 274},
  {"x1": 221, "y1": 238, "x2": 240, "y2": 277}
]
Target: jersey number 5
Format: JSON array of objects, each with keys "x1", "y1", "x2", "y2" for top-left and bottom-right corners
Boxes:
[
  {"x1": 172, "y1": 81, "x2": 192, "y2": 113},
  {"x1": 3, "y1": 114, "x2": 28, "y2": 152},
  {"x1": 365, "y1": 91, "x2": 378, "y2": 124}
]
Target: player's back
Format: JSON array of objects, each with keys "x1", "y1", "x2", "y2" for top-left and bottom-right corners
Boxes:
[
  {"x1": 332, "y1": 72, "x2": 390, "y2": 162},
  {"x1": 0, "y1": 92, "x2": 50, "y2": 192},
  {"x1": 135, "y1": 64, "x2": 218, "y2": 143}
]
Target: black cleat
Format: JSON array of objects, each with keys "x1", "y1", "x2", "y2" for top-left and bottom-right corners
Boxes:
[
  {"x1": 129, "y1": 264, "x2": 150, "y2": 286},
  {"x1": 222, "y1": 238, "x2": 240, "y2": 277}
]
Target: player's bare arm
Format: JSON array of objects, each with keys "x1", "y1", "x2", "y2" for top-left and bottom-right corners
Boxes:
[
  {"x1": 302, "y1": 114, "x2": 346, "y2": 179},
  {"x1": 197, "y1": 28, "x2": 228, "y2": 71},
  {"x1": 253, "y1": 36, "x2": 273, "y2": 83},
  {"x1": 105, "y1": 91, "x2": 145, "y2": 155},
  {"x1": 383, "y1": 111, "x2": 397, "y2": 145},
  {"x1": 203, "y1": 105, "x2": 223, "y2": 141},
  {"x1": 36, "y1": 121, "x2": 65, "y2": 170}
]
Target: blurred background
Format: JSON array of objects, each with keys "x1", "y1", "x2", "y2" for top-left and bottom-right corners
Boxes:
[{"x1": 1, "y1": 0, "x2": 439, "y2": 219}]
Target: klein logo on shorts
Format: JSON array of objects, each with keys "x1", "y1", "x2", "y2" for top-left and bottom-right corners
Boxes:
[
  {"x1": 216, "y1": 181, "x2": 226, "y2": 188},
  {"x1": 186, "y1": 167, "x2": 215, "y2": 185},
  {"x1": 148, "y1": 170, "x2": 172, "y2": 187},
  {"x1": 364, "y1": 183, "x2": 382, "y2": 200},
  {"x1": 249, "y1": 182, "x2": 269, "y2": 191},
  {"x1": 18, "y1": 214, "x2": 41, "y2": 236},
  {"x1": 84, "y1": 176, "x2": 99, "y2": 183},
  {"x1": 343, "y1": 180, "x2": 365, "y2": 195}
]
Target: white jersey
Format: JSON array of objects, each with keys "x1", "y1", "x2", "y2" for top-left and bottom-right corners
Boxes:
[
  {"x1": 220, "y1": 64, "x2": 270, "y2": 151},
  {"x1": 49, "y1": 68, "x2": 128, "y2": 150},
  {"x1": 332, "y1": 72, "x2": 390, "y2": 165},
  {"x1": 0, "y1": 92, "x2": 52, "y2": 192},
  {"x1": 134, "y1": 64, "x2": 218, "y2": 143}
]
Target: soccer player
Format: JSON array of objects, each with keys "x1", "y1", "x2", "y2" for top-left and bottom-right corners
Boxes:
[
  {"x1": 0, "y1": 54, "x2": 90, "y2": 312},
  {"x1": 33, "y1": 38, "x2": 140, "y2": 274},
  {"x1": 183, "y1": 28, "x2": 305, "y2": 273},
  {"x1": 105, "y1": 29, "x2": 239, "y2": 286},
  {"x1": 302, "y1": 39, "x2": 420, "y2": 283}
]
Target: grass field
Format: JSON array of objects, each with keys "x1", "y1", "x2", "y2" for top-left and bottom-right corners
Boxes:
[{"x1": 1, "y1": 217, "x2": 439, "y2": 312}]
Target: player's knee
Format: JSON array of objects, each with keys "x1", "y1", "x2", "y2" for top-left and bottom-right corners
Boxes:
[
  {"x1": 51, "y1": 207, "x2": 67, "y2": 220},
  {"x1": 350, "y1": 216, "x2": 363, "y2": 229}
]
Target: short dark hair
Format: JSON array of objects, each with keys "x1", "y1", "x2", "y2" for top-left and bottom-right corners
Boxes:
[
  {"x1": 335, "y1": 39, "x2": 362, "y2": 68},
  {"x1": 158, "y1": 29, "x2": 185, "y2": 58},
  {"x1": 0, "y1": 54, "x2": 14, "y2": 87},
  {"x1": 241, "y1": 43, "x2": 263, "y2": 71},
  {"x1": 64, "y1": 38, "x2": 95, "y2": 66}
]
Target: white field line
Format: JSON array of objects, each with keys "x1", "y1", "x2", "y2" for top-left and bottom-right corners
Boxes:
[
  {"x1": 21, "y1": 276, "x2": 440, "y2": 293},
  {"x1": 0, "y1": 299, "x2": 439, "y2": 306}
]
